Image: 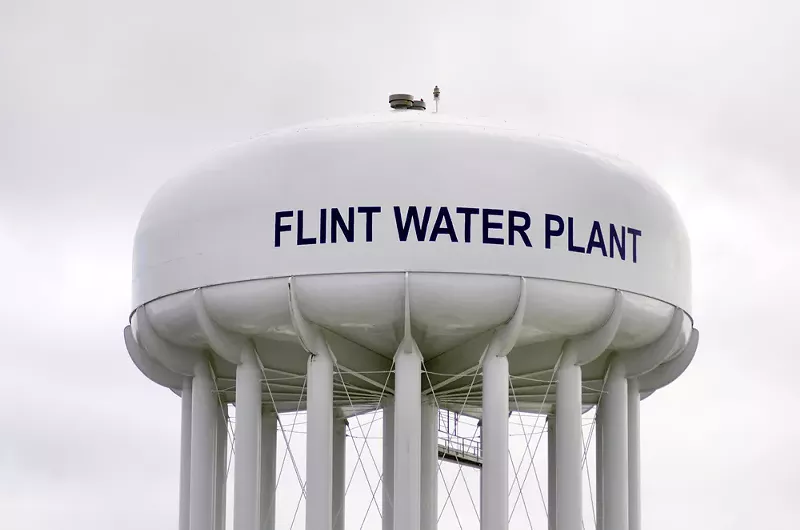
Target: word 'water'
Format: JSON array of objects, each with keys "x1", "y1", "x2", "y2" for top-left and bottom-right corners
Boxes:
[{"x1": 274, "y1": 206, "x2": 642, "y2": 262}]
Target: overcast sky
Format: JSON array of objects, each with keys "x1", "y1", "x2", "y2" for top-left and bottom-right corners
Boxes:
[{"x1": 2, "y1": 1, "x2": 799, "y2": 529}]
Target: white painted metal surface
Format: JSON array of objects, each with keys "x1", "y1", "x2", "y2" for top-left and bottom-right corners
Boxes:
[
  {"x1": 214, "y1": 408, "x2": 228, "y2": 530},
  {"x1": 481, "y1": 353, "x2": 509, "y2": 530},
  {"x1": 234, "y1": 349, "x2": 262, "y2": 530},
  {"x1": 555, "y1": 349, "x2": 583, "y2": 530},
  {"x1": 547, "y1": 414, "x2": 556, "y2": 530},
  {"x1": 596, "y1": 406, "x2": 605, "y2": 530},
  {"x1": 260, "y1": 413, "x2": 277, "y2": 530},
  {"x1": 306, "y1": 349, "x2": 334, "y2": 530},
  {"x1": 180, "y1": 379, "x2": 193, "y2": 530},
  {"x1": 393, "y1": 346, "x2": 422, "y2": 530},
  {"x1": 123, "y1": 109, "x2": 699, "y2": 530},
  {"x1": 132, "y1": 113, "x2": 691, "y2": 313},
  {"x1": 601, "y1": 356, "x2": 629, "y2": 530},
  {"x1": 333, "y1": 416, "x2": 347, "y2": 530},
  {"x1": 382, "y1": 402, "x2": 394, "y2": 530},
  {"x1": 628, "y1": 379, "x2": 642, "y2": 530},
  {"x1": 190, "y1": 363, "x2": 216, "y2": 530},
  {"x1": 420, "y1": 401, "x2": 438, "y2": 530}
]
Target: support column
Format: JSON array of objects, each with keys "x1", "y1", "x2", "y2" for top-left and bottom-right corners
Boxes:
[
  {"x1": 547, "y1": 413, "x2": 556, "y2": 530},
  {"x1": 333, "y1": 415, "x2": 347, "y2": 530},
  {"x1": 555, "y1": 351, "x2": 582, "y2": 530},
  {"x1": 180, "y1": 378, "x2": 193, "y2": 530},
  {"x1": 628, "y1": 378, "x2": 641, "y2": 530},
  {"x1": 481, "y1": 354, "x2": 509, "y2": 530},
  {"x1": 596, "y1": 403, "x2": 604, "y2": 530},
  {"x1": 382, "y1": 401, "x2": 395, "y2": 530},
  {"x1": 215, "y1": 406, "x2": 228, "y2": 530},
  {"x1": 420, "y1": 400, "x2": 439, "y2": 530},
  {"x1": 261, "y1": 411, "x2": 278, "y2": 530},
  {"x1": 190, "y1": 362, "x2": 217, "y2": 530},
  {"x1": 394, "y1": 351, "x2": 421, "y2": 530},
  {"x1": 234, "y1": 349, "x2": 262, "y2": 530},
  {"x1": 307, "y1": 350, "x2": 334, "y2": 530},
  {"x1": 479, "y1": 421, "x2": 483, "y2": 520},
  {"x1": 601, "y1": 356, "x2": 629, "y2": 530}
]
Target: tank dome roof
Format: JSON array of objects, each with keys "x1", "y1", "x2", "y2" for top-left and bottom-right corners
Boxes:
[{"x1": 132, "y1": 111, "x2": 691, "y2": 314}]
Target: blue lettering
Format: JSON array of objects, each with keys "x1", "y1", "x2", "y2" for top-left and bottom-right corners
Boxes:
[
  {"x1": 394, "y1": 206, "x2": 432, "y2": 241},
  {"x1": 331, "y1": 207, "x2": 355, "y2": 243},
  {"x1": 545, "y1": 214, "x2": 564, "y2": 249},
  {"x1": 627, "y1": 227, "x2": 642, "y2": 263},
  {"x1": 482, "y1": 208, "x2": 504, "y2": 245},
  {"x1": 429, "y1": 207, "x2": 458, "y2": 242},
  {"x1": 508, "y1": 210, "x2": 532, "y2": 247},
  {"x1": 319, "y1": 208, "x2": 327, "y2": 244},
  {"x1": 297, "y1": 210, "x2": 316, "y2": 245},
  {"x1": 610, "y1": 224, "x2": 625, "y2": 260},
  {"x1": 357, "y1": 206, "x2": 381, "y2": 242},
  {"x1": 274, "y1": 211, "x2": 293, "y2": 247},
  {"x1": 274, "y1": 207, "x2": 640, "y2": 262},
  {"x1": 586, "y1": 221, "x2": 608, "y2": 257},
  {"x1": 567, "y1": 217, "x2": 585, "y2": 253},
  {"x1": 456, "y1": 207, "x2": 479, "y2": 242}
]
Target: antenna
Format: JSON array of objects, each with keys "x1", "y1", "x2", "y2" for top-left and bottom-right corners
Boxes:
[{"x1": 433, "y1": 85, "x2": 440, "y2": 113}]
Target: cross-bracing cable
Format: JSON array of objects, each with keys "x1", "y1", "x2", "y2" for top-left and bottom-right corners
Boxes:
[
  {"x1": 427, "y1": 356, "x2": 484, "y2": 525},
  {"x1": 423, "y1": 360, "x2": 468, "y2": 530},
  {"x1": 508, "y1": 353, "x2": 562, "y2": 521},
  {"x1": 508, "y1": 380, "x2": 543, "y2": 530},
  {"x1": 208, "y1": 361, "x2": 236, "y2": 479},
  {"x1": 332, "y1": 358, "x2": 385, "y2": 523},
  {"x1": 254, "y1": 349, "x2": 307, "y2": 509},
  {"x1": 336, "y1": 358, "x2": 395, "y2": 528},
  {"x1": 579, "y1": 364, "x2": 611, "y2": 530}
]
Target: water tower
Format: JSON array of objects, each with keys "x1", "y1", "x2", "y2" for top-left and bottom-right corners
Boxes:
[{"x1": 124, "y1": 91, "x2": 698, "y2": 530}]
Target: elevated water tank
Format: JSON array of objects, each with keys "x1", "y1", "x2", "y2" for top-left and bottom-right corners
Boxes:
[{"x1": 125, "y1": 109, "x2": 698, "y2": 530}]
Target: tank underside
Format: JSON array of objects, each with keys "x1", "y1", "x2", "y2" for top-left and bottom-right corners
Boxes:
[{"x1": 126, "y1": 271, "x2": 696, "y2": 417}]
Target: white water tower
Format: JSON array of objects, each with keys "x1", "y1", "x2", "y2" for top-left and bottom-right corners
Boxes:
[{"x1": 124, "y1": 92, "x2": 698, "y2": 530}]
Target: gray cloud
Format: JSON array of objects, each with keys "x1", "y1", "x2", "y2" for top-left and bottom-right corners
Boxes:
[{"x1": 2, "y1": 0, "x2": 798, "y2": 528}]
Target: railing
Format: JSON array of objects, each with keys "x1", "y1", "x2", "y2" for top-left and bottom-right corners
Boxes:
[
  {"x1": 438, "y1": 433, "x2": 482, "y2": 461},
  {"x1": 437, "y1": 408, "x2": 482, "y2": 464}
]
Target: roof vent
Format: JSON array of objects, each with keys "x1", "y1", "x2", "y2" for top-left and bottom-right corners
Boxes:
[
  {"x1": 389, "y1": 94, "x2": 415, "y2": 110},
  {"x1": 411, "y1": 99, "x2": 426, "y2": 111}
]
